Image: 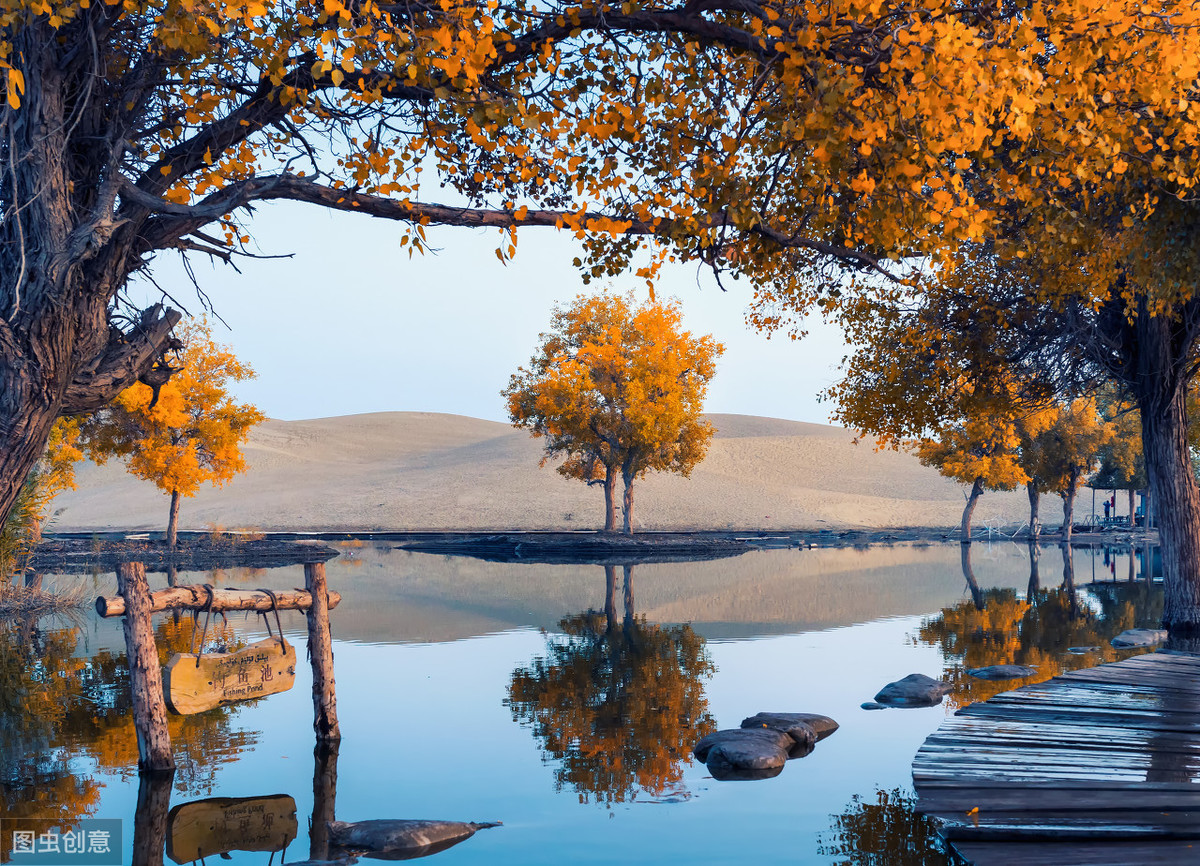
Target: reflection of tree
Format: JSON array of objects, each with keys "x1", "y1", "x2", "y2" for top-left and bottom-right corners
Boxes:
[
  {"x1": 0, "y1": 613, "x2": 257, "y2": 858},
  {"x1": 918, "y1": 545, "x2": 1164, "y2": 708},
  {"x1": 505, "y1": 566, "x2": 716, "y2": 806},
  {"x1": 818, "y1": 787, "x2": 950, "y2": 866}
]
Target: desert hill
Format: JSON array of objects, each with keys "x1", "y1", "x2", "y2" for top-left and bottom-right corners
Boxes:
[{"x1": 51, "y1": 411, "x2": 1086, "y2": 532}]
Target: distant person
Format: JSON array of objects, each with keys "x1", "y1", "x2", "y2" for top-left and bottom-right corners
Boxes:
[{"x1": 1104, "y1": 501, "x2": 1111, "y2": 521}]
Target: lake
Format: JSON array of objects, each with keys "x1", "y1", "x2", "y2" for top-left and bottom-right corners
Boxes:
[{"x1": 0, "y1": 540, "x2": 1163, "y2": 865}]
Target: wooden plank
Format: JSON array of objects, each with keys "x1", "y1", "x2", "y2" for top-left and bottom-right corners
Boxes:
[
  {"x1": 914, "y1": 652, "x2": 1200, "y2": 863},
  {"x1": 163, "y1": 637, "x2": 296, "y2": 714},
  {"x1": 166, "y1": 795, "x2": 298, "y2": 863},
  {"x1": 951, "y1": 840, "x2": 1200, "y2": 866}
]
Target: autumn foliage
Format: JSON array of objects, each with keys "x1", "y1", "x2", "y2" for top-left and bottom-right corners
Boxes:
[
  {"x1": 505, "y1": 293, "x2": 722, "y2": 533},
  {"x1": 79, "y1": 320, "x2": 264, "y2": 546}
]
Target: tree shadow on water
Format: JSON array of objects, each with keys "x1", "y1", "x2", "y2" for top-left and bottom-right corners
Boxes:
[{"x1": 504, "y1": 565, "x2": 717, "y2": 806}]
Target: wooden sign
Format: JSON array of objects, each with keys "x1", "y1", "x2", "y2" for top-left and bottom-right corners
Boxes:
[
  {"x1": 163, "y1": 637, "x2": 296, "y2": 715},
  {"x1": 166, "y1": 794, "x2": 297, "y2": 864}
]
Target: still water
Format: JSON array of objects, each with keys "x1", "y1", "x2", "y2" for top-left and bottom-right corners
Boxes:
[{"x1": 1, "y1": 541, "x2": 1163, "y2": 865}]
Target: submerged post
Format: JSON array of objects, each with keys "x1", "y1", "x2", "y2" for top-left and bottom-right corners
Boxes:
[
  {"x1": 309, "y1": 742, "x2": 339, "y2": 861},
  {"x1": 304, "y1": 561, "x2": 341, "y2": 742},
  {"x1": 118, "y1": 561, "x2": 175, "y2": 772}
]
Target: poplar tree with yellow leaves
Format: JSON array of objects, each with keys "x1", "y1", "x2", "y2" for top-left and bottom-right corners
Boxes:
[
  {"x1": 504, "y1": 293, "x2": 722, "y2": 533},
  {"x1": 1024, "y1": 399, "x2": 1112, "y2": 542},
  {"x1": 78, "y1": 320, "x2": 264, "y2": 548}
]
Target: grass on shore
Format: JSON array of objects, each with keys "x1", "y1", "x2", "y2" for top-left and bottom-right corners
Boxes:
[{"x1": 0, "y1": 580, "x2": 86, "y2": 617}]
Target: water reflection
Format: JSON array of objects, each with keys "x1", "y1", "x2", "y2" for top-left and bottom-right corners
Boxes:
[
  {"x1": 505, "y1": 565, "x2": 717, "y2": 806},
  {"x1": 918, "y1": 543, "x2": 1164, "y2": 708},
  {"x1": 0, "y1": 614, "x2": 255, "y2": 860},
  {"x1": 818, "y1": 788, "x2": 950, "y2": 866}
]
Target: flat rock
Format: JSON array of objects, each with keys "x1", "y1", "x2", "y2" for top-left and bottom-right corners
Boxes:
[
  {"x1": 966, "y1": 664, "x2": 1038, "y2": 680},
  {"x1": 1111, "y1": 628, "x2": 1168, "y2": 648},
  {"x1": 1068, "y1": 646, "x2": 1100, "y2": 654},
  {"x1": 693, "y1": 728, "x2": 793, "y2": 762},
  {"x1": 740, "y1": 712, "x2": 838, "y2": 743},
  {"x1": 874, "y1": 673, "x2": 950, "y2": 707},
  {"x1": 327, "y1": 819, "x2": 499, "y2": 857},
  {"x1": 860, "y1": 702, "x2": 888, "y2": 711},
  {"x1": 704, "y1": 737, "x2": 789, "y2": 779}
]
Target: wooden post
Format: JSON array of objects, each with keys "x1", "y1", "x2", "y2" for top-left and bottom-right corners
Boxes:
[
  {"x1": 309, "y1": 742, "x2": 339, "y2": 861},
  {"x1": 118, "y1": 561, "x2": 175, "y2": 772},
  {"x1": 132, "y1": 770, "x2": 173, "y2": 866},
  {"x1": 304, "y1": 562, "x2": 341, "y2": 742}
]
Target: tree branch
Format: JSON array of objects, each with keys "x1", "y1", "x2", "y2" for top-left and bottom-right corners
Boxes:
[{"x1": 60, "y1": 305, "x2": 182, "y2": 415}]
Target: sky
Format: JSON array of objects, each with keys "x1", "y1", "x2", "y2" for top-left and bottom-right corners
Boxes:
[{"x1": 135, "y1": 200, "x2": 851, "y2": 425}]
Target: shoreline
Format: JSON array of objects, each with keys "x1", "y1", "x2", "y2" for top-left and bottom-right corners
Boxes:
[{"x1": 36, "y1": 526, "x2": 1161, "y2": 570}]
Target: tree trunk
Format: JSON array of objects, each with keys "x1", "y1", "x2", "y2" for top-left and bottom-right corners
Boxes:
[
  {"x1": 1061, "y1": 487, "x2": 1076, "y2": 543},
  {"x1": 961, "y1": 476, "x2": 985, "y2": 543},
  {"x1": 132, "y1": 771, "x2": 173, "y2": 866},
  {"x1": 1027, "y1": 481, "x2": 1041, "y2": 538},
  {"x1": 1129, "y1": 488, "x2": 1136, "y2": 528},
  {"x1": 621, "y1": 468, "x2": 635, "y2": 535},
  {"x1": 960, "y1": 541, "x2": 984, "y2": 610},
  {"x1": 1027, "y1": 541, "x2": 1041, "y2": 597},
  {"x1": 603, "y1": 564, "x2": 618, "y2": 636},
  {"x1": 166, "y1": 489, "x2": 181, "y2": 549},
  {"x1": 602, "y1": 465, "x2": 616, "y2": 532},
  {"x1": 117, "y1": 561, "x2": 175, "y2": 772},
  {"x1": 1061, "y1": 543, "x2": 1078, "y2": 619},
  {"x1": 304, "y1": 562, "x2": 341, "y2": 742},
  {"x1": 622, "y1": 564, "x2": 635, "y2": 628},
  {"x1": 1135, "y1": 338, "x2": 1200, "y2": 636}
]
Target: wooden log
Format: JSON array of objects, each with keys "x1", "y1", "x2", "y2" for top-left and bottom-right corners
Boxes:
[
  {"x1": 306, "y1": 562, "x2": 341, "y2": 742},
  {"x1": 96, "y1": 585, "x2": 342, "y2": 618},
  {"x1": 119, "y1": 561, "x2": 175, "y2": 772}
]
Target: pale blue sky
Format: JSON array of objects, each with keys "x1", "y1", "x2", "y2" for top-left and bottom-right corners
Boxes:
[{"x1": 137, "y1": 201, "x2": 848, "y2": 424}]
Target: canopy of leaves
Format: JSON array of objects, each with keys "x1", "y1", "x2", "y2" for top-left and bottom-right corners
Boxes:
[
  {"x1": 79, "y1": 319, "x2": 264, "y2": 498},
  {"x1": 1023, "y1": 399, "x2": 1112, "y2": 498},
  {"x1": 504, "y1": 292, "x2": 722, "y2": 486}
]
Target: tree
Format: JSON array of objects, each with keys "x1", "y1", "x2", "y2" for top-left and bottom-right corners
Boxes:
[
  {"x1": 1026, "y1": 399, "x2": 1111, "y2": 542},
  {"x1": 504, "y1": 293, "x2": 722, "y2": 533},
  {"x1": 79, "y1": 319, "x2": 264, "y2": 548},
  {"x1": 0, "y1": 0, "x2": 889, "y2": 528}
]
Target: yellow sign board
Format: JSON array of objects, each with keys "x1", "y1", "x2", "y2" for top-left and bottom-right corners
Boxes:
[
  {"x1": 163, "y1": 637, "x2": 296, "y2": 715},
  {"x1": 166, "y1": 794, "x2": 298, "y2": 864}
]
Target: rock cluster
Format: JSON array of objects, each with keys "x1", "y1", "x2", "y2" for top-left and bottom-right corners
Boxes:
[{"x1": 693, "y1": 712, "x2": 838, "y2": 781}]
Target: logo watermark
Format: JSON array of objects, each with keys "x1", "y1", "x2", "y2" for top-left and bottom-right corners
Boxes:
[{"x1": 2, "y1": 819, "x2": 121, "y2": 865}]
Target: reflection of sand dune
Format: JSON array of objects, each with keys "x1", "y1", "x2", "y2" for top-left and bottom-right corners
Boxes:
[
  {"x1": 55, "y1": 411, "x2": 1068, "y2": 532},
  {"x1": 191, "y1": 544, "x2": 1035, "y2": 644},
  {"x1": 77, "y1": 543, "x2": 1056, "y2": 649}
]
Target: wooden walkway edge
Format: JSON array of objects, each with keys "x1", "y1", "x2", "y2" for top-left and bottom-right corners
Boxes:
[{"x1": 913, "y1": 652, "x2": 1200, "y2": 865}]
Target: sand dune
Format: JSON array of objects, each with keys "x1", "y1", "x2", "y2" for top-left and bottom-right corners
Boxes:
[{"x1": 52, "y1": 411, "x2": 1101, "y2": 532}]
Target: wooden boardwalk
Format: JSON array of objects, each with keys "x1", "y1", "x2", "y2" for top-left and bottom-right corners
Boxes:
[{"x1": 913, "y1": 652, "x2": 1200, "y2": 865}]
